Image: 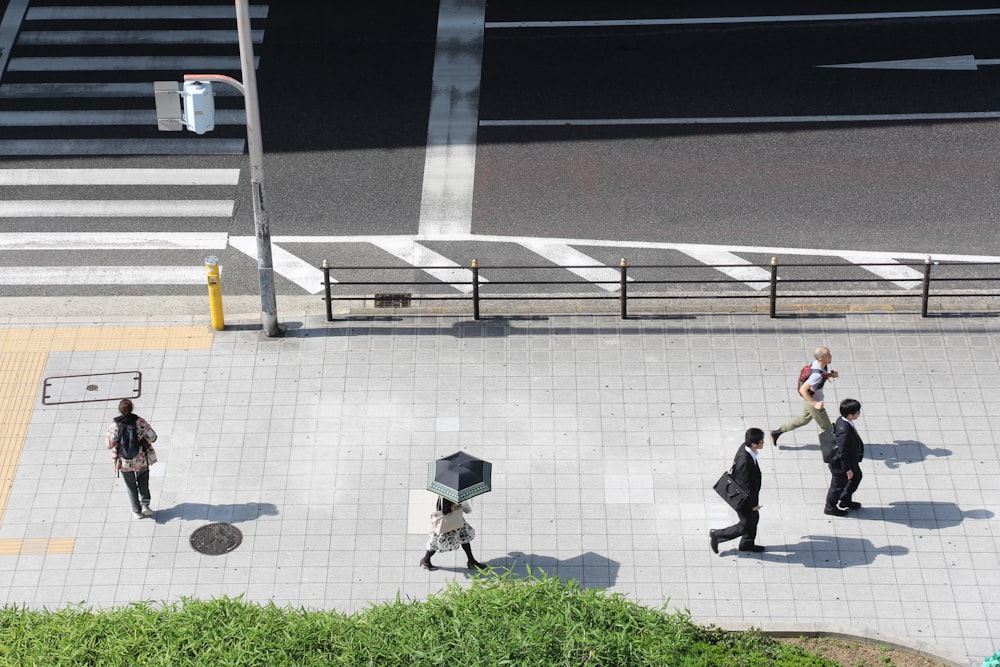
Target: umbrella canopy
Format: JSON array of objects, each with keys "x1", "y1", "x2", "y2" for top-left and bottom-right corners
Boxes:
[{"x1": 427, "y1": 451, "x2": 492, "y2": 504}]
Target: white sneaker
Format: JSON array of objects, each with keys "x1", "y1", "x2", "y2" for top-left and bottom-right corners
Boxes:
[{"x1": 141, "y1": 506, "x2": 154, "y2": 517}]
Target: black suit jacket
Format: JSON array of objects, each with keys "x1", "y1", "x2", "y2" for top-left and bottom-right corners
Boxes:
[
  {"x1": 731, "y1": 445, "x2": 761, "y2": 510},
  {"x1": 834, "y1": 416, "x2": 864, "y2": 471}
]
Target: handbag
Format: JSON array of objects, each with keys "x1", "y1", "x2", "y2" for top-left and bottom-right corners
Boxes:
[
  {"x1": 819, "y1": 426, "x2": 841, "y2": 464},
  {"x1": 713, "y1": 467, "x2": 748, "y2": 511},
  {"x1": 144, "y1": 446, "x2": 158, "y2": 466},
  {"x1": 430, "y1": 508, "x2": 466, "y2": 535}
]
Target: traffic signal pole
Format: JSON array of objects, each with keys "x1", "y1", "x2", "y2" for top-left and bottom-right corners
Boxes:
[{"x1": 183, "y1": 0, "x2": 282, "y2": 337}]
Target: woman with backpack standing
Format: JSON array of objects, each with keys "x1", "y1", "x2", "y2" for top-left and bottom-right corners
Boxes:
[{"x1": 106, "y1": 398, "x2": 158, "y2": 519}]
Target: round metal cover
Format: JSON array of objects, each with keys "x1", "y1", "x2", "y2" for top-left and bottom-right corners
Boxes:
[{"x1": 189, "y1": 522, "x2": 243, "y2": 555}]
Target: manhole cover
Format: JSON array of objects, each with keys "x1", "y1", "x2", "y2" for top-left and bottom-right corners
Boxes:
[{"x1": 189, "y1": 523, "x2": 243, "y2": 555}]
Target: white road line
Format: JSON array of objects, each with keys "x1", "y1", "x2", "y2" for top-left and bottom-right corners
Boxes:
[
  {"x1": 17, "y1": 30, "x2": 264, "y2": 45},
  {"x1": 0, "y1": 82, "x2": 241, "y2": 98},
  {"x1": 841, "y1": 253, "x2": 924, "y2": 289},
  {"x1": 417, "y1": 0, "x2": 485, "y2": 237},
  {"x1": 25, "y1": 6, "x2": 269, "y2": 20},
  {"x1": 517, "y1": 241, "x2": 627, "y2": 292},
  {"x1": 0, "y1": 201, "x2": 234, "y2": 217},
  {"x1": 485, "y1": 9, "x2": 1000, "y2": 29},
  {"x1": 673, "y1": 247, "x2": 772, "y2": 290},
  {"x1": 8, "y1": 56, "x2": 256, "y2": 72},
  {"x1": 0, "y1": 232, "x2": 229, "y2": 250},
  {"x1": 0, "y1": 169, "x2": 240, "y2": 186},
  {"x1": 0, "y1": 266, "x2": 205, "y2": 286},
  {"x1": 228, "y1": 237, "x2": 326, "y2": 294},
  {"x1": 269, "y1": 234, "x2": 1000, "y2": 265},
  {"x1": 0, "y1": 0, "x2": 29, "y2": 82},
  {"x1": 370, "y1": 238, "x2": 484, "y2": 293},
  {"x1": 481, "y1": 112, "x2": 1000, "y2": 127},
  {"x1": 0, "y1": 109, "x2": 246, "y2": 127},
  {"x1": 0, "y1": 138, "x2": 246, "y2": 156}
]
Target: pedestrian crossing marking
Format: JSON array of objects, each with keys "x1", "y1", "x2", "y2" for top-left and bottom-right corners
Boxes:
[
  {"x1": 17, "y1": 29, "x2": 264, "y2": 46},
  {"x1": 673, "y1": 247, "x2": 772, "y2": 291},
  {"x1": 517, "y1": 240, "x2": 630, "y2": 292},
  {"x1": 25, "y1": 6, "x2": 269, "y2": 20},
  {"x1": 841, "y1": 253, "x2": 924, "y2": 290},
  {"x1": 370, "y1": 237, "x2": 487, "y2": 294},
  {"x1": 0, "y1": 169, "x2": 240, "y2": 186},
  {"x1": 0, "y1": 200, "x2": 235, "y2": 218},
  {"x1": 229, "y1": 236, "x2": 326, "y2": 294},
  {"x1": 0, "y1": 232, "x2": 228, "y2": 250},
  {"x1": 0, "y1": 267, "x2": 205, "y2": 286}
]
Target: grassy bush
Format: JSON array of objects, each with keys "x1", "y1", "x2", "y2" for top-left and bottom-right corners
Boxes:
[{"x1": 0, "y1": 572, "x2": 834, "y2": 666}]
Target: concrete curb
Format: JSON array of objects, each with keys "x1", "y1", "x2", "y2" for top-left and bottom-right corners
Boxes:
[
  {"x1": 1, "y1": 290, "x2": 997, "y2": 325},
  {"x1": 718, "y1": 622, "x2": 976, "y2": 666}
]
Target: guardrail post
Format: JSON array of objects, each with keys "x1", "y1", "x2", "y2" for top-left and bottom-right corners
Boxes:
[
  {"x1": 921, "y1": 256, "x2": 932, "y2": 318},
  {"x1": 769, "y1": 256, "x2": 778, "y2": 319},
  {"x1": 322, "y1": 259, "x2": 333, "y2": 322},
  {"x1": 620, "y1": 258, "x2": 628, "y2": 319},
  {"x1": 471, "y1": 259, "x2": 480, "y2": 320}
]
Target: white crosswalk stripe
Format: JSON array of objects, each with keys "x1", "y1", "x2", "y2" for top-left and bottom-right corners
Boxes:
[{"x1": 0, "y1": 3, "x2": 269, "y2": 156}]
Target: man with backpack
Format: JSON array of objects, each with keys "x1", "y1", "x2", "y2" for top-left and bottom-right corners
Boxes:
[
  {"x1": 106, "y1": 398, "x2": 158, "y2": 519},
  {"x1": 770, "y1": 346, "x2": 839, "y2": 446}
]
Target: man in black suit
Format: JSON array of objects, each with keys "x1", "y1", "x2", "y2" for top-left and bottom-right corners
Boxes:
[
  {"x1": 710, "y1": 428, "x2": 766, "y2": 554},
  {"x1": 825, "y1": 398, "x2": 865, "y2": 517}
]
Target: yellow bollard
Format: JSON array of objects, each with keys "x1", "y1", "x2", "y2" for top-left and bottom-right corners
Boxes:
[{"x1": 205, "y1": 255, "x2": 225, "y2": 331}]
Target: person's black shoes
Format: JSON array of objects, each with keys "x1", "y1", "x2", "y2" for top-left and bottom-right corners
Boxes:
[
  {"x1": 738, "y1": 544, "x2": 765, "y2": 553},
  {"x1": 419, "y1": 559, "x2": 438, "y2": 571},
  {"x1": 843, "y1": 501, "x2": 861, "y2": 510},
  {"x1": 709, "y1": 530, "x2": 719, "y2": 554},
  {"x1": 770, "y1": 429, "x2": 782, "y2": 446},
  {"x1": 824, "y1": 507, "x2": 848, "y2": 517},
  {"x1": 836, "y1": 501, "x2": 852, "y2": 512},
  {"x1": 468, "y1": 560, "x2": 487, "y2": 571}
]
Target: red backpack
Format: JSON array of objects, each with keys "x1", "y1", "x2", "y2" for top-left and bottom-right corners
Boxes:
[{"x1": 797, "y1": 365, "x2": 830, "y2": 394}]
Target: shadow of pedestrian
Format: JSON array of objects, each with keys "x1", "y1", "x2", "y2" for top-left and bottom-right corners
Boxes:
[
  {"x1": 154, "y1": 502, "x2": 279, "y2": 524},
  {"x1": 760, "y1": 535, "x2": 907, "y2": 568},
  {"x1": 857, "y1": 501, "x2": 992, "y2": 530},
  {"x1": 484, "y1": 551, "x2": 620, "y2": 589},
  {"x1": 867, "y1": 440, "x2": 952, "y2": 469}
]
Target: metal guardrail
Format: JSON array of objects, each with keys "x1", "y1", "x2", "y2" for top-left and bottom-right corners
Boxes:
[{"x1": 319, "y1": 257, "x2": 1000, "y2": 321}]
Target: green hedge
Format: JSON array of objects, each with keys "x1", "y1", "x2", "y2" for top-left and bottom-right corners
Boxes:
[{"x1": 0, "y1": 572, "x2": 833, "y2": 666}]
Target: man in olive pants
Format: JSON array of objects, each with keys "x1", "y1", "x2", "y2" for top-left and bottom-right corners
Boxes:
[{"x1": 771, "y1": 346, "x2": 839, "y2": 446}]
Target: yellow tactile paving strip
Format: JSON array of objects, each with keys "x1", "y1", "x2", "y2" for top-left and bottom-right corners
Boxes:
[
  {"x1": 0, "y1": 325, "x2": 213, "y2": 555},
  {"x1": 0, "y1": 538, "x2": 75, "y2": 555}
]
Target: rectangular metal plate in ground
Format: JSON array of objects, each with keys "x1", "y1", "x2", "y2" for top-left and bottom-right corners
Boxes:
[
  {"x1": 42, "y1": 371, "x2": 141, "y2": 405},
  {"x1": 374, "y1": 293, "x2": 411, "y2": 308}
]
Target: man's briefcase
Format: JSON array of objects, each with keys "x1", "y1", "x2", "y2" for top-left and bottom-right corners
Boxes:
[{"x1": 713, "y1": 467, "x2": 748, "y2": 511}]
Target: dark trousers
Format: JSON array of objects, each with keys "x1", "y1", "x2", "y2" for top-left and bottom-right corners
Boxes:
[
  {"x1": 714, "y1": 507, "x2": 759, "y2": 547},
  {"x1": 121, "y1": 469, "x2": 151, "y2": 513},
  {"x1": 826, "y1": 464, "x2": 862, "y2": 510}
]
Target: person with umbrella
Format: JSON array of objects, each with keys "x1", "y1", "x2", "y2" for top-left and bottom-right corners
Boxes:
[
  {"x1": 420, "y1": 496, "x2": 486, "y2": 571},
  {"x1": 421, "y1": 451, "x2": 491, "y2": 572}
]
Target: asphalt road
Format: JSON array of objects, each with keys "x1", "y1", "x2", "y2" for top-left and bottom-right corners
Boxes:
[{"x1": 474, "y1": 5, "x2": 1000, "y2": 255}]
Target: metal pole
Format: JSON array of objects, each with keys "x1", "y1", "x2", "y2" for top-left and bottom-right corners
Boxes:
[
  {"x1": 769, "y1": 256, "x2": 778, "y2": 319},
  {"x1": 619, "y1": 258, "x2": 628, "y2": 320},
  {"x1": 471, "y1": 259, "x2": 480, "y2": 320},
  {"x1": 236, "y1": 0, "x2": 282, "y2": 337},
  {"x1": 921, "y1": 256, "x2": 932, "y2": 318},
  {"x1": 322, "y1": 259, "x2": 334, "y2": 322}
]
